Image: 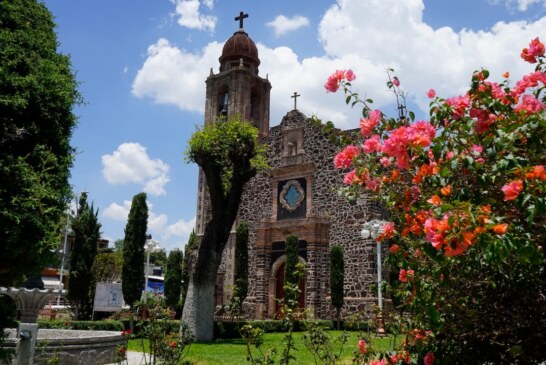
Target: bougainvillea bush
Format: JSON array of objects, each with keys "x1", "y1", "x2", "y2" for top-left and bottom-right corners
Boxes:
[{"x1": 328, "y1": 38, "x2": 545, "y2": 364}]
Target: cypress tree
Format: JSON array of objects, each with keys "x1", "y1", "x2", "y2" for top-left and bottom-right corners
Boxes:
[
  {"x1": 181, "y1": 230, "x2": 198, "y2": 309},
  {"x1": 122, "y1": 192, "x2": 148, "y2": 325},
  {"x1": 67, "y1": 193, "x2": 101, "y2": 320},
  {"x1": 284, "y1": 234, "x2": 300, "y2": 307},
  {"x1": 164, "y1": 249, "x2": 183, "y2": 312},
  {"x1": 233, "y1": 222, "x2": 249, "y2": 312},
  {"x1": 330, "y1": 245, "x2": 345, "y2": 330}
]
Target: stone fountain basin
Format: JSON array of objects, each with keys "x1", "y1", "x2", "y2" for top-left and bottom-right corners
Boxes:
[{"x1": 4, "y1": 329, "x2": 125, "y2": 365}]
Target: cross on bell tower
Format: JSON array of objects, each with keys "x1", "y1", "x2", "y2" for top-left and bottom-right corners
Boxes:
[
  {"x1": 291, "y1": 92, "x2": 301, "y2": 110},
  {"x1": 235, "y1": 11, "x2": 248, "y2": 29}
]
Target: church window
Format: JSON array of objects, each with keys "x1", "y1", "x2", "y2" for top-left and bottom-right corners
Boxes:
[
  {"x1": 282, "y1": 128, "x2": 304, "y2": 158},
  {"x1": 251, "y1": 90, "x2": 260, "y2": 125},
  {"x1": 279, "y1": 179, "x2": 305, "y2": 212},
  {"x1": 217, "y1": 87, "x2": 229, "y2": 117}
]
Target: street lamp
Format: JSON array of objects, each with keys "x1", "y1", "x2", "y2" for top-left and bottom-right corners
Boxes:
[
  {"x1": 361, "y1": 219, "x2": 387, "y2": 337},
  {"x1": 56, "y1": 206, "x2": 71, "y2": 306},
  {"x1": 144, "y1": 235, "x2": 161, "y2": 300}
]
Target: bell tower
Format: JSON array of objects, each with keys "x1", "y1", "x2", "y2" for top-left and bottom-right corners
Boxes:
[
  {"x1": 196, "y1": 12, "x2": 271, "y2": 235},
  {"x1": 203, "y1": 11, "x2": 271, "y2": 135}
]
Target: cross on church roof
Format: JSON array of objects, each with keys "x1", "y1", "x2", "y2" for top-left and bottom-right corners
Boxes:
[
  {"x1": 291, "y1": 91, "x2": 301, "y2": 110},
  {"x1": 235, "y1": 11, "x2": 248, "y2": 29}
]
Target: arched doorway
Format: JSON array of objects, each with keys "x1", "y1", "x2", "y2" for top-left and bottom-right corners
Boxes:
[{"x1": 274, "y1": 261, "x2": 305, "y2": 318}]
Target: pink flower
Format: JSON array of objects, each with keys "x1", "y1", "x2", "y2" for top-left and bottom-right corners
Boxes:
[
  {"x1": 363, "y1": 134, "x2": 382, "y2": 153},
  {"x1": 424, "y1": 352, "x2": 435, "y2": 365},
  {"x1": 399, "y1": 269, "x2": 408, "y2": 283},
  {"x1": 334, "y1": 145, "x2": 360, "y2": 169},
  {"x1": 515, "y1": 94, "x2": 545, "y2": 115},
  {"x1": 359, "y1": 109, "x2": 382, "y2": 137},
  {"x1": 521, "y1": 37, "x2": 545, "y2": 63},
  {"x1": 427, "y1": 89, "x2": 436, "y2": 98},
  {"x1": 365, "y1": 177, "x2": 381, "y2": 192},
  {"x1": 446, "y1": 95, "x2": 470, "y2": 118},
  {"x1": 324, "y1": 70, "x2": 356, "y2": 92},
  {"x1": 358, "y1": 339, "x2": 367, "y2": 354},
  {"x1": 343, "y1": 170, "x2": 358, "y2": 185},
  {"x1": 446, "y1": 151, "x2": 455, "y2": 160},
  {"x1": 392, "y1": 77, "x2": 400, "y2": 87},
  {"x1": 380, "y1": 156, "x2": 392, "y2": 167},
  {"x1": 406, "y1": 121, "x2": 436, "y2": 147},
  {"x1": 501, "y1": 180, "x2": 523, "y2": 201},
  {"x1": 471, "y1": 144, "x2": 483, "y2": 154}
]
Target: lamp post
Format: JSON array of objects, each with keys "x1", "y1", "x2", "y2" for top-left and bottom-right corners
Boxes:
[
  {"x1": 57, "y1": 204, "x2": 72, "y2": 306},
  {"x1": 361, "y1": 219, "x2": 387, "y2": 337},
  {"x1": 144, "y1": 235, "x2": 161, "y2": 301}
]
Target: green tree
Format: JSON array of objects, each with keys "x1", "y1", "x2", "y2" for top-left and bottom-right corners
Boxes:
[
  {"x1": 182, "y1": 116, "x2": 267, "y2": 340},
  {"x1": 67, "y1": 193, "x2": 101, "y2": 320},
  {"x1": 181, "y1": 230, "x2": 198, "y2": 309},
  {"x1": 92, "y1": 251, "x2": 123, "y2": 283},
  {"x1": 284, "y1": 234, "x2": 300, "y2": 307},
  {"x1": 122, "y1": 192, "x2": 148, "y2": 329},
  {"x1": 233, "y1": 222, "x2": 249, "y2": 312},
  {"x1": 113, "y1": 239, "x2": 124, "y2": 252},
  {"x1": 164, "y1": 249, "x2": 183, "y2": 311},
  {"x1": 150, "y1": 249, "x2": 168, "y2": 272},
  {"x1": 0, "y1": 0, "x2": 80, "y2": 286},
  {"x1": 329, "y1": 245, "x2": 345, "y2": 330}
]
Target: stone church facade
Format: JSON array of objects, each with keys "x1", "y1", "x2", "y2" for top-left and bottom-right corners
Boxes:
[{"x1": 195, "y1": 14, "x2": 385, "y2": 321}]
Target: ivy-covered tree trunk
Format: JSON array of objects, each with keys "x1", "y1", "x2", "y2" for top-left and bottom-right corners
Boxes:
[
  {"x1": 122, "y1": 192, "x2": 148, "y2": 331},
  {"x1": 330, "y1": 245, "x2": 345, "y2": 330},
  {"x1": 67, "y1": 193, "x2": 101, "y2": 320},
  {"x1": 182, "y1": 118, "x2": 266, "y2": 341},
  {"x1": 233, "y1": 222, "x2": 249, "y2": 312},
  {"x1": 181, "y1": 231, "x2": 197, "y2": 309}
]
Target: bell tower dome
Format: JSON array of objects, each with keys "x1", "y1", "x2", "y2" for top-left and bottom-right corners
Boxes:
[{"x1": 202, "y1": 11, "x2": 271, "y2": 136}]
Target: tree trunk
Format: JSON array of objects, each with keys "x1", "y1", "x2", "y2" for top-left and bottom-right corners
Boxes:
[
  {"x1": 181, "y1": 277, "x2": 216, "y2": 341},
  {"x1": 181, "y1": 217, "x2": 230, "y2": 341}
]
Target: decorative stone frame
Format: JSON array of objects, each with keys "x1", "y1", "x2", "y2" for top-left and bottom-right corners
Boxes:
[
  {"x1": 279, "y1": 179, "x2": 305, "y2": 212},
  {"x1": 271, "y1": 163, "x2": 315, "y2": 221}
]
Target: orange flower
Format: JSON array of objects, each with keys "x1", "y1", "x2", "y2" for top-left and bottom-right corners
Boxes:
[
  {"x1": 440, "y1": 185, "x2": 452, "y2": 196},
  {"x1": 427, "y1": 194, "x2": 443, "y2": 206},
  {"x1": 503, "y1": 71, "x2": 510, "y2": 78},
  {"x1": 525, "y1": 165, "x2": 546, "y2": 181},
  {"x1": 493, "y1": 223, "x2": 508, "y2": 235}
]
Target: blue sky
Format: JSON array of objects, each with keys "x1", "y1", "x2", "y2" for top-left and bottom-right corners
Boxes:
[{"x1": 41, "y1": 0, "x2": 546, "y2": 252}]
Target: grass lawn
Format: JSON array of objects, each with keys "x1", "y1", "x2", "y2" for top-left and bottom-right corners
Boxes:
[{"x1": 129, "y1": 331, "x2": 401, "y2": 365}]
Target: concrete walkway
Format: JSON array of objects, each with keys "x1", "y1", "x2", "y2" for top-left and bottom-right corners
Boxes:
[{"x1": 106, "y1": 351, "x2": 147, "y2": 365}]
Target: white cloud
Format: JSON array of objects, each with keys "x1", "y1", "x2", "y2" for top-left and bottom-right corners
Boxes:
[
  {"x1": 132, "y1": 38, "x2": 222, "y2": 113},
  {"x1": 516, "y1": 0, "x2": 546, "y2": 10},
  {"x1": 103, "y1": 198, "x2": 195, "y2": 252},
  {"x1": 266, "y1": 15, "x2": 310, "y2": 37},
  {"x1": 149, "y1": 214, "x2": 196, "y2": 252},
  {"x1": 171, "y1": 0, "x2": 216, "y2": 31},
  {"x1": 102, "y1": 143, "x2": 170, "y2": 196},
  {"x1": 103, "y1": 200, "x2": 132, "y2": 221},
  {"x1": 133, "y1": 0, "x2": 546, "y2": 129}
]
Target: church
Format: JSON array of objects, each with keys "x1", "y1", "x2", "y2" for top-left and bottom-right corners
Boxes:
[{"x1": 194, "y1": 12, "x2": 386, "y2": 321}]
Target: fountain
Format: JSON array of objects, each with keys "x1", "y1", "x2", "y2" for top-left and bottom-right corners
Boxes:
[{"x1": 1, "y1": 279, "x2": 124, "y2": 365}]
